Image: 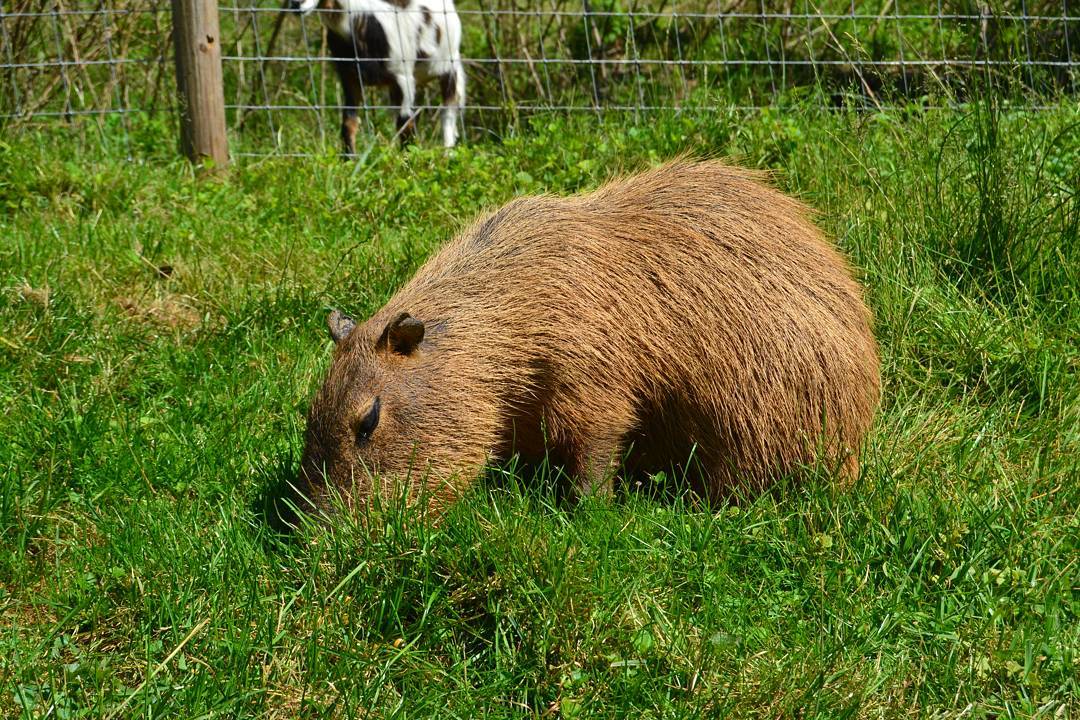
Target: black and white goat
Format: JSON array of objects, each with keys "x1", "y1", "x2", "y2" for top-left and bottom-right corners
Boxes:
[{"x1": 291, "y1": 0, "x2": 465, "y2": 151}]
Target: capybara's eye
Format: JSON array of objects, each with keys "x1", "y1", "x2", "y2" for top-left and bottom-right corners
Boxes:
[{"x1": 356, "y1": 396, "x2": 381, "y2": 442}]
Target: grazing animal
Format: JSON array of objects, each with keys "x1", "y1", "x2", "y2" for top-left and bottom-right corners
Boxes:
[
  {"x1": 296, "y1": 160, "x2": 880, "y2": 517},
  {"x1": 291, "y1": 0, "x2": 465, "y2": 151}
]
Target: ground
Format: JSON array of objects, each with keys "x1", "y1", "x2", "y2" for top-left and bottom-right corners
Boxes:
[{"x1": 1, "y1": 102, "x2": 1078, "y2": 718}]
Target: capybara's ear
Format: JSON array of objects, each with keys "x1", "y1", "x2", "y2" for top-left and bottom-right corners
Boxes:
[
  {"x1": 328, "y1": 309, "x2": 356, "y2": 344},
  {"x1": 379, "y1": 312, "x2": 425, "y2": 355}
]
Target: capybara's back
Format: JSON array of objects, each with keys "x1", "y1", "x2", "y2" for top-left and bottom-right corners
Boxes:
[{"x1": 300, "y1": 160, "x2": 880, "y2": 511}]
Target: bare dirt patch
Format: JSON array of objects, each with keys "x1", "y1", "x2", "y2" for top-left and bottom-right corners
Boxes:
[
  {"x1": 115, "y1": 292, "x2": 201, "y2": 331},
  {"x1": 16, "y1": 283, "x2": 50, "y2": 310}
]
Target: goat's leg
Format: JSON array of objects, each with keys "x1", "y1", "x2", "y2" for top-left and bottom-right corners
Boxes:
[
  {"x1": 438, "y1": 67, "x2": 464, "y2": 148},
  {"x1": 389, "y1": 72, "x2": 416, "y2": 146},
  {"x1": 335, "y1": 63, "x2": 364, "y2": 156},
  {"x1": 341, "y1": 114, "x2": 359, "y2": 156}
]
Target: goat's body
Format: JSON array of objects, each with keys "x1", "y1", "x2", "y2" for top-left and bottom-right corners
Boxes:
[{"x1": 300, "y1": 0, "x2": 465, "y2": 150}]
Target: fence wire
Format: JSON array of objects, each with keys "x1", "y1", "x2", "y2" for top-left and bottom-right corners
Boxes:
[{"x1": 2, "y1": 1, "x2": 1078, "y2": 156}]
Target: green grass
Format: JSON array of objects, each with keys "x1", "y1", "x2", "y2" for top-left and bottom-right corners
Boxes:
[{"x1": 1, "y1": 100, "x2": 1079, "y2": 718}]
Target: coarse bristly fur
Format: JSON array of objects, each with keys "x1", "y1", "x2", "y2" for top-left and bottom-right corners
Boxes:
[{"x1": 295, "y1": 160, "x2": 881, "y2": 518}]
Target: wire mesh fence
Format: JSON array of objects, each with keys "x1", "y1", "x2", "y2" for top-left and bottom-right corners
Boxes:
[{"x1": 2, "y1": 1, "x2": 1078, "y2": 157}]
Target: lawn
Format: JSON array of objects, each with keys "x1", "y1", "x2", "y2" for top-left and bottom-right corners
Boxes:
[{"x1": 1, "y1": 101, "x2": 1078, "y2": 718}]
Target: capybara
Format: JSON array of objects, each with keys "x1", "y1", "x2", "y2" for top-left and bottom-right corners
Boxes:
[{"x1": 297, "y1": 160, "x2": 880, "y2": 515}]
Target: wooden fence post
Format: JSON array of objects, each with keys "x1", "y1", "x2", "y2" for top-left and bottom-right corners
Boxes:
[{"x1": 172, "y1": 0, "x2": 228, "y2": 167}]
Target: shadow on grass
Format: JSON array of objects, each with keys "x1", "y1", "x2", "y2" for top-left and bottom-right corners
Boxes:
[
  {"x1": 249, "y1": 454, "x2": 314, "y2": 544},
  {"x1": 251, "y1": 446, "x2": 859, "y2": 545}
]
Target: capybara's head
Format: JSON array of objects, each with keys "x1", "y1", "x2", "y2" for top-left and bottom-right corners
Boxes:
[{"x1": 297, "y1": 308, "x2": 429, "y2": 513}]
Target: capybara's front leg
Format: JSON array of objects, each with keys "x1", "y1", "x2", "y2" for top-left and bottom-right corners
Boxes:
[
  {"x1": 568, "y1": 444, "x2": 620, "y2": 501},
  {"x1": 565, "y1": 397, "x2": 638, "y2": 502},
  {"x1": 567, "y1": 419, "x2": 634, "y2": 502}
]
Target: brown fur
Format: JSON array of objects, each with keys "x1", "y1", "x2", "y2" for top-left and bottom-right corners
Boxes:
[{"x1": 299, "y1": 160, "x2": 880, "y2": 514}]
